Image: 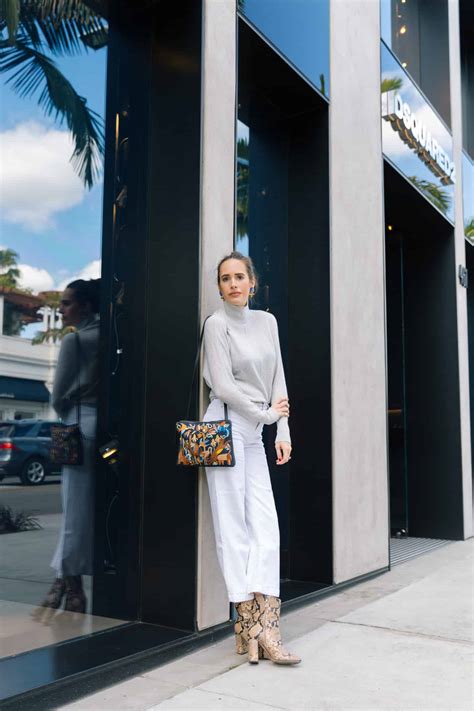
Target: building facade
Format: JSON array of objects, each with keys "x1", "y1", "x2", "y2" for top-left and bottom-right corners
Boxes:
[{"x1": 0, "y1": 0, "x2": 472, "y2": 706}]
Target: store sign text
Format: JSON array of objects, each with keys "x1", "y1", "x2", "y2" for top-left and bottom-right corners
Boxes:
[{"x1": 382, "y1": 91, "x2": 455, "y2": 185}]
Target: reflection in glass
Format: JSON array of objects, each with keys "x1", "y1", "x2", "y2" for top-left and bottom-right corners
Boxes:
[
  {"x1": 380, "y1": 1, "x2": 451, "y2": 126},
  {"x1": 381, "y1": 42, "x2": 455, "y2": 222},
  {"x1": 463, "y1": 153, "x2": 474, "y2": 245},
  {"x1": 238, "y1": 0, "x2": 329, "y2": 97},
  {"x1": 236, "y1": 121, "x2": 250, "y2": 256},
  {"x1": 0, "y1": 1, "x2": 123, "y2": 660}
]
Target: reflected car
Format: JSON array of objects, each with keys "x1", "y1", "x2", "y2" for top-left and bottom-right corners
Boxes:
[{"x1": 0, "y1": 420, "x2": 62, "y2": 486}]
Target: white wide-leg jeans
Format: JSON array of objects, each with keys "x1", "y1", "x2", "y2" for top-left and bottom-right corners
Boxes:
[{"x1": 204, "y1": 398, "x2": 280, "y2": 603}]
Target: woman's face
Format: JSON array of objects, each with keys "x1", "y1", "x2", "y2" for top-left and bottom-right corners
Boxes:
[
  {"x1": 59, "y1": 288, "x2": 91, "y2": 328},
  {"x1": 218, "y1": 259, "x2": 255, "y2": 308}
]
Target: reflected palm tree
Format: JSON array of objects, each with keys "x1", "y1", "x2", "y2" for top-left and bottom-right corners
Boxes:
[
  {"x1": 465, "y1": 218, "x2": 474, "y2": 242},
  {"x1": 0, "y1": 248, "x2": 21, "y2": 288},
  {"x1": 32, "y1": 289, "x2": 74, "y2": 343},
  {"x1": 0, "y1": 0, "x2": 106, "y2": 188},
  {"x1": 409, "y1": 175, "x2": 451, "y2": 215},
  {"x1": 381, "y1": 76, "x2": 403, "y2": 93}
]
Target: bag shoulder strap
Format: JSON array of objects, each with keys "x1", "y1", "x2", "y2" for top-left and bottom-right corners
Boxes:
[
  {"x1": 75, "y1": 331, "x2": 82, "y2": 426},
  {"x1": 185, "y1": 315, "x2": 228, "y2": 421}
]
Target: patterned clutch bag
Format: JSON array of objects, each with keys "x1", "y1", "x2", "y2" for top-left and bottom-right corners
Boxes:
[
  {"x1": 50, "y1": 423, "x2": 84, "y2": 466},
  {"x1": 177, "y1": 316, "x2": 235, "y2": 468},
  {"x1": 176, "y1": 419, "x2": 235, "y2": 467}
]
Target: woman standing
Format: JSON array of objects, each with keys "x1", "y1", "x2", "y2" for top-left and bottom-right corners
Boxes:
[
  {"x1": 34, "y1": 279, "x2": 100, "y2": 617},
  {"x1": 203, "y1": 251, "x2": 300, "y2": 665}
]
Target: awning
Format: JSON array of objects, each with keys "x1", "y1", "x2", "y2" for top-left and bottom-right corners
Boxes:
[{"x1": 0, "y1": 376, "x2": 50, "y2": 403}]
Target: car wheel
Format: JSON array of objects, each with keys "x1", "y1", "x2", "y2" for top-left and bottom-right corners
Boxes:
[{"x1": 20, "y1": 459, "x2": 47, "y2": 486}]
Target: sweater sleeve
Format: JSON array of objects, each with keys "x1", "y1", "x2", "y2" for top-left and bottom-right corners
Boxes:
[
  {"x1": 269, "y1": 315, "x2": 291, "y2": 444},
  {"x1": 51, "y1": 333, "x2": 77, "y2": 419},
  {"x1": 203, "y1": 316, "x2": 279, "y2": 426}
]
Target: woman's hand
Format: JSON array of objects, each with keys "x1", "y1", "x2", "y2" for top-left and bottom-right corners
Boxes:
[
  {"x1": 272, "y1": 397, "x2": 290, "y2": 418},
  {"x1": 275, "y1": 441, "x2": 292, "y2": 465}
]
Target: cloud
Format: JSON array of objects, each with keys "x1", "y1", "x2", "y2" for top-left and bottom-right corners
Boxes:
[
  {"x1": 17, "y1": 263, "x2": 55, "y2": 293},
  {"x1": 0, "y1": 121, "x2": 86, "y2": 231},
  {"x1": 57, "y1": 259, "x2": 101, "y2": 290}
]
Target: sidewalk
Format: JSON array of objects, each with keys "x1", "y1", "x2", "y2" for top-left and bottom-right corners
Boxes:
[{"x1": 61, "y1": 539, "x2": 473, "y2": 711}]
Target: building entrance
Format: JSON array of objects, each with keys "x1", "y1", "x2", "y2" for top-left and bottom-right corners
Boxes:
[{"x1": 384, "y1": 163, "x2": 465, "y2": 545}]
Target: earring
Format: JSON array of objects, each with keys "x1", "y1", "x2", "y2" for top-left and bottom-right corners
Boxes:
[{"x1": 250, "y1": 288, "x2": 255, "y2": 298}]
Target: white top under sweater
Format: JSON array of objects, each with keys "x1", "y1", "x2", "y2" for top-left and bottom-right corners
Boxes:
[{"x1": 203, "y1": 300, "x2": 291, "y2": 444}]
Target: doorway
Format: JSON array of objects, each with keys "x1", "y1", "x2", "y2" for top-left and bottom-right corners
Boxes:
[
  {"x1": 237, "y1": 20, "x2": 332, "y2": 596},
  {"x1": 384, "y1": 163, "x2": 465, "y2": 546}
]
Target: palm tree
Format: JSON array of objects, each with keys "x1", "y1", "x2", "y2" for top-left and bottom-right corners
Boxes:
[
  {"x1": 32, "y1": 325, "x2": 74, "y2": 343},
  {"x1": 409, "y1": 176, "x2": 451, "y2": 215},
  {"x1": 381, "y1": 77, "x2": 403, "y2": 93},
  {"x1": 0, "y1": 248, "x2": 21, "y2": 288},
  {"x1": 465, "y1": 218, "x2": 474, "y2": 242},
  {"x1": 0, "y1": 0, "x2": 107, "y2": 188},
  {"x1": 32, "y1": 288, "x2": 73, "y2": 343}
]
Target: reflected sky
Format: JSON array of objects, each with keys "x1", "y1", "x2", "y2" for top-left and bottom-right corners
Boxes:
[
  {"x1": 239, "y1": 0, "x2": 329, "y2": 97},
  {"x1": 381, "y1": 42, "x2": 455, "y2": 223},
  {"x1": 0, "y1": 37, "x2": 106, "y2": 338},
  {"x1": 463, "y1": 153, "x2": 474, "y2": 244}
]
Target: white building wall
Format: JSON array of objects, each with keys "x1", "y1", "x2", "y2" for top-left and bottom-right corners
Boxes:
[
  {"x1": 330, "y1": 0, "x2": 390, "y2": 582},
  {"x1": 0, "y1": 334, "x2": 59, "y2": 420},
  {"x1": 197, "y1": 0, "x2": 237, "y2": 630},
  {"x1": 448, "y1": 0, "x2": 473, "y2": 539}
]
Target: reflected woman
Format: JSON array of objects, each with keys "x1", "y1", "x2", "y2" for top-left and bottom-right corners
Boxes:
[
  {"x1": 202, "y1": 251, "x2": 300, "y2": 665},
  {"x1": 34, "y1": 279, "x2": 100, "y2": 617}
]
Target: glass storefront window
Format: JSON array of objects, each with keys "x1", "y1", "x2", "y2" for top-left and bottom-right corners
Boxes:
[
  {"x1": 380, "y1": 0, "x2": 451, "y2": 126},
  {"x1": 0, "y1": 2, "x2": 127, "y2": 661},
  {"x1": 463, "y1": 152, "x2": 474, "y2": 245},
  {"x1": 238, "y1": 0, "x2": 329, "y2": 98},
  {"x1": 381, "y1": 42, "x2": 455, "y2": 223},
  {"x1": 236, "y1": 121, "x2": 250, "y2": 256}
]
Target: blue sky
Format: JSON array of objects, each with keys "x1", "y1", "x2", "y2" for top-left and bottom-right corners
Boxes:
[{"x1": 0, "y1": 34, "x2": 107, "y2": 317}]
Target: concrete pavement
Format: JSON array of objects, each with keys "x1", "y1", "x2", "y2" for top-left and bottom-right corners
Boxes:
[{"x1": 60, "y1": 538, "x2": 473, "y2": 711}]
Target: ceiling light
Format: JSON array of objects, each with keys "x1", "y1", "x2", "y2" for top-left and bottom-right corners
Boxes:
[{"x1": 400, "y1": 25, "x2": 407, "y2": 34}]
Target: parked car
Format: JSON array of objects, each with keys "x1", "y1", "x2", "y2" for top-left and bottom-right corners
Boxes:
[{"x1": 0, "y1": 420, "x2": 62, "y2": 486}]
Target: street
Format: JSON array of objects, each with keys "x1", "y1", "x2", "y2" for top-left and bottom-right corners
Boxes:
[{"x1": 0, "y1": 478, "x2": 62, "y2": 515}]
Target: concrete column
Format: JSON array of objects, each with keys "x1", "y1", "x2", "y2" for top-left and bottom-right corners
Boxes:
[
  {"x1": 330, "y1": 0, "x2": 389, "y2": 582},
  {"x1": 0, "y1": 295, "x2": 4, "y2": 335},
  {"x1": 196, "y1": 0, "x2": 237, "y2": 630},
  {"x1": 448, "y1": 0, "x2": 473, "y2": 539}
]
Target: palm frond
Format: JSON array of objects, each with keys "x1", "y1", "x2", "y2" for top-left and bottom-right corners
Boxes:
[
  {"x1": 1, "y1": 1, "x2": 107, "y2": 55},
  {"x1": 381, "y1": 77, "x2": 403, "y2": 93},
  {"x1": 0, "y1": 35, "x2": 104, "y2": 187},
  {"x1": 21, "y1": 1, "x2": 108, "y2": 56},
  {"x1": 0, "y1": 0, "x2": 20, "y2": 40}
]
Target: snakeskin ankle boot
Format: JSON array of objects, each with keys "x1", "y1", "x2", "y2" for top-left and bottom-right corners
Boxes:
[
  {"x1": 64, "y1": 575, "x2": 87, "y2": 614},
  {"x1": 31, "y1": 577, "x2": 66, "y2": 618},
  {"x1": 234, "y1": 599, "x2": 266, "y2": 658},
  {"x1": 250, "y1": 593, "x2": 301, "y2": 665}
]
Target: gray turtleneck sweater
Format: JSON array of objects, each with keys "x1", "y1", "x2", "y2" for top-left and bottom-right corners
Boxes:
[
  {"x1": 52, "y1": 315, "x2": 100, "y2": 419},
  {"x1": 203, "y1": 301, "x2": 291, "y2": 443}
]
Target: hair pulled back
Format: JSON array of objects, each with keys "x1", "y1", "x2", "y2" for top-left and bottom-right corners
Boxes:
[
  {"x1": 217, "y1": 251, "x2": 259, "y2": 295},
  {"x1": 67, "y1": 278, "x2": 101, "y2": 314}
]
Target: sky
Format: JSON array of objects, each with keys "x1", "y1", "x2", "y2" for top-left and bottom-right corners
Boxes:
[{"x1": 0, "y1": 26, "x2": 107, "y2": 337}]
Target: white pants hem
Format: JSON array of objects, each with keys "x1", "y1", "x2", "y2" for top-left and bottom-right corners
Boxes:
[{"x1": 229, "y1": 592, "x2": 254, "y2": 603}]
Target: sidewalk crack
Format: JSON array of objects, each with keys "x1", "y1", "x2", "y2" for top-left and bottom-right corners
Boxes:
[{"x1": 332, "y1": 619, "x2": 473, "y2": 646}]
